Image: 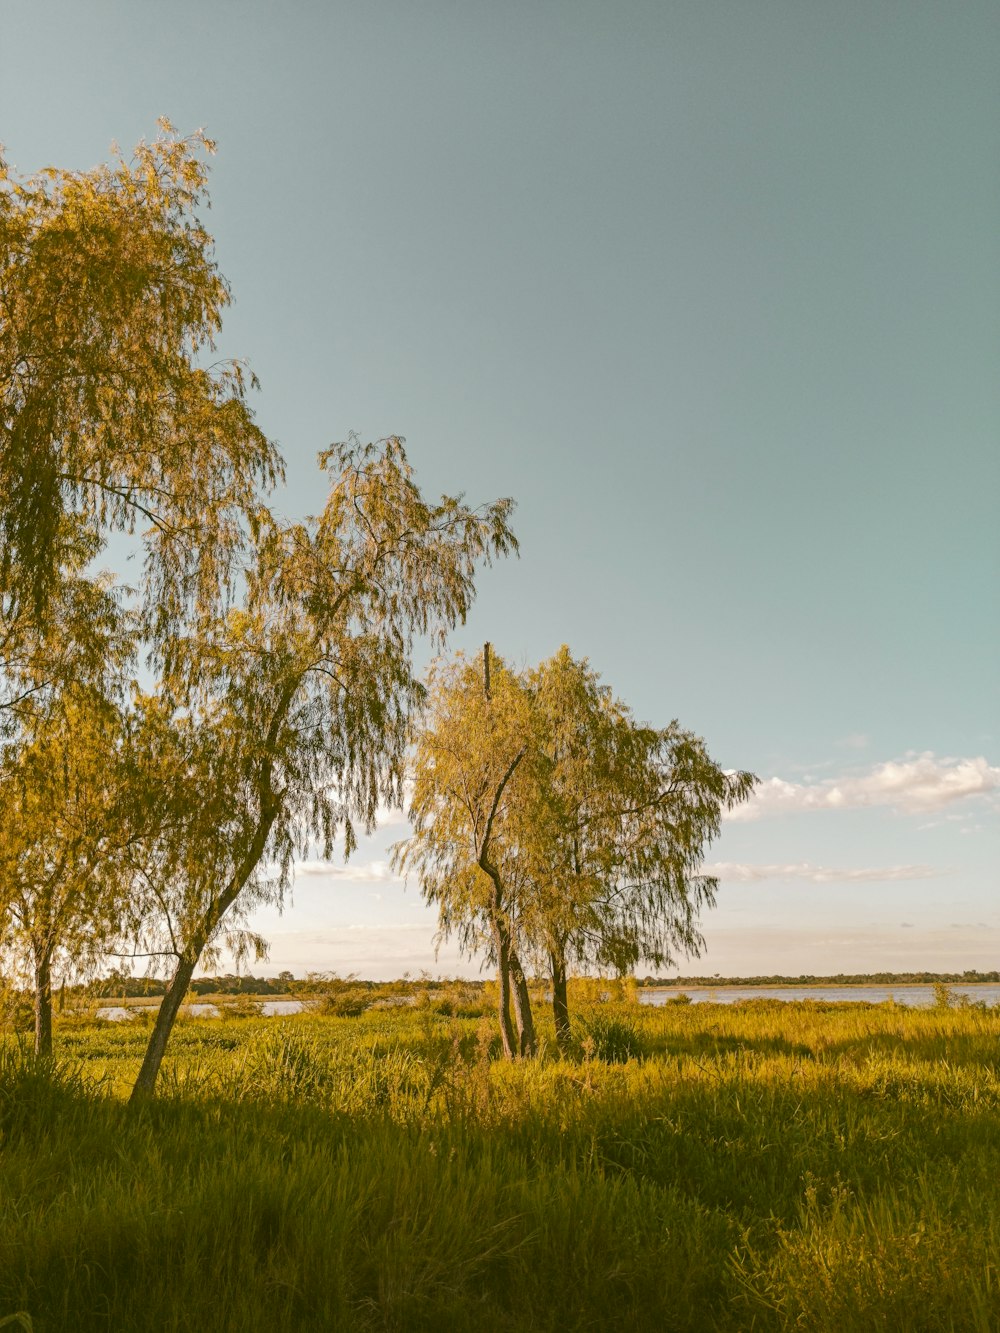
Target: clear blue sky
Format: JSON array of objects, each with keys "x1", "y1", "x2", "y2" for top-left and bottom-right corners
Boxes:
[{"x1": 5, "y1": 1, "x2": 997, "y2": 976}]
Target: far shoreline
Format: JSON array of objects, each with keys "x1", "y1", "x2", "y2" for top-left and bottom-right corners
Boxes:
[{"x1": 648, "y1": 980, "x2": 1000, "y2": 990}]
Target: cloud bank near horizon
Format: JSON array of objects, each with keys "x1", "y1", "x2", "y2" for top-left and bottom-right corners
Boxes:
[
  {"x1": 293, "y1": 859, "x2": 403, "y2": 883},
  {"x1": 729, "y1": 753, "x2": 1000, "y2": 821},
  {"x1": 703, "y1": 861, "x2": 938, "y2": 884}
]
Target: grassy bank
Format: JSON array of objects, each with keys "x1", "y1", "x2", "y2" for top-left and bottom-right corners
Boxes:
[{"x1": 2, "y1": 996, "x2": 999, "y2": 1330}]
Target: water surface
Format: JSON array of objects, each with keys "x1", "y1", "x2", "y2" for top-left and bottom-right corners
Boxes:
[{"x1": 95, "y1": 999, "x2": 306, "y2": 1021}]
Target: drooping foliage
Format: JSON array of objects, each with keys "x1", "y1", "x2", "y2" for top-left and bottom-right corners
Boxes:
[
  {"x1": 0, "y1": 125, "x2": 517, "y2": 1093},
  {"x1": 397, "y1": 646, "x2": 757, "y2": 1052},
  {"x1": 528, "y1": 647, "x2": 756, "y2": 1044},
  {"x1": 0, "y1": 118, "x2": 281, "y2": 638},
  {"x1": 0, "y1": 679, "x2": 133, "y2": 1055},
  {"x1": 396, "y1": 651, "x2": 541, "y2": 1056},
  {"x1": 126, "y1": 438, "x2": 516, "y2": 1097}
]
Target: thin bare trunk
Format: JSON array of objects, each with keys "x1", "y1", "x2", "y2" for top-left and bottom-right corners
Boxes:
[
  {"x1": 129, "y1": 950, "x2": 198, "y2": 1101},
  {"x1": 33, "y1": 947, "x2": 52, "y2": 1058},
  {"x1": 550, "y1": 946, "x2": 571, "y2": 1054},
  {"x1": 129, "y1": 682, "x2": 292, "y2": 1101},
  {"x1": 509, "y1": 952, "x2": 536, "y2": 1057},
  {"x1": 481, "y1": 848, "x2": 521, "y2": 1059},
  {"x1": 491, "y1": 918, "x2": 517, "y2": 1060}
]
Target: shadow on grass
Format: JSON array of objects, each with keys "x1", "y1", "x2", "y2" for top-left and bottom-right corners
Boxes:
[{"x1": 5, "y1": 1019, "x2": 1000, "y2": 1333}]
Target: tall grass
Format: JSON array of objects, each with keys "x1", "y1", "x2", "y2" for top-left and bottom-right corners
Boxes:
[{"x1": 2, "y1": 998, "x2": 1000, "y2": 1329}]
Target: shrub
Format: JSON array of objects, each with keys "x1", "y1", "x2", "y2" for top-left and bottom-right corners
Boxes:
[
  {"x1": 580, "y1": 1011, "x2": 644, "y2": 1063},
  {"x1": 315, "y1": 990, "x2": 371, "y2": 1018}
]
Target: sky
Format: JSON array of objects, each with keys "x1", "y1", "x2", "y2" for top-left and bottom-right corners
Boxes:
[{"x1": 4, "y1": 1, "x2": 998, "y2": 977}]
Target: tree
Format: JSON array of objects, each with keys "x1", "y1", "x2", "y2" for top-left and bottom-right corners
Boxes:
[
  {"x1": 0, "y1": 549, "x2": 137, "y2": 1055},
  {"x1": 0, "y1": 120, "x2": 281, "y2": 643},
  {"x1": 395, "y1": 649, "x2": 540, "y2": 1058},
  {"x1": 123, "y1": 437, "x2": 515, "y2": 1099},
  {"x1": 526, "y1": 648, "x2": 757, "y2": 1047},
  {"x1": 0, "y1": 680, "x2": 134, "y2": 1055},
  {"x1": 396, "y1": 646, "x2": 757, "y2": 1054},
  {"x1": 0, "y1": 120, "x2": 281, "y2": 1060}
]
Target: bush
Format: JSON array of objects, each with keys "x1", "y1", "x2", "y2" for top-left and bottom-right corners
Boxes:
[
  {"x1": 315, "y1": 990, "x2": 371, "y2": 1018},
  {"x1": 220, "y1": 996, "x2": 264, "y2": 1020},
  {"x1": 580, "y1": 1011, "x2": 644, "y2": 1063},
  {"x1": 0, "y1": 985, "x2": 34, "y2": 1036}
]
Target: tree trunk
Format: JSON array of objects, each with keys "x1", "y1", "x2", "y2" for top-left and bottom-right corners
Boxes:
[
  {"x1": 509, "y1": 952, "x2": 537, "y2": 1057},
  {"x1": 33, "y1": 948, "x2": 53, "y2": 1058},
  {"x1": 550, "y1": 947, "x2": 571, "y2": 1054},
  {"x1": 129, "y1": 950, "x2": 199, "y2": 1102},
  {"x1": 491, "y1": 919, "x2": 517, "y2": 1060},
  {"x1": 129, "y1": 683, "x2": 291, "y2": 1103}
]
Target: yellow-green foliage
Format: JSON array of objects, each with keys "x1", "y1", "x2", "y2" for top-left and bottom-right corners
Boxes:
[{"x1": 4, "y1": 999, "x2": 1000, "y2": 1330}]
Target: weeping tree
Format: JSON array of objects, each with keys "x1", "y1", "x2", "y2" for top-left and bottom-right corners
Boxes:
[
  {"x1": 0, "y1": 120, "x2": 281, "y2": 1041},
  {"x1": 123, "y1": 437, "x2": 515, "y2": 1099},
  {"x1": 394, "y1": 648, "x2": 541, "y2": 1059},
  {"x1": 0, "y1": 558, "x2": 137, "y2": 1055},
  {"x1": 527, "y1": 647, "x2": 757, "y2": 1049},
  {"x1": 0, "y1": 120, "x2": 280, "y2": 636},
  {"x1": 397, "y1": 645, "x2": 757, "y2": 1055},
  {"x1": 0, "y1": 680, "x2": 135, "y2": 1055}
]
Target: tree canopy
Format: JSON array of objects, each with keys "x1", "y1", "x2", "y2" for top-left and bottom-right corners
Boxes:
[
  {"x1": 397, "y1": 646, "x2": 757, "y2": 1052},
  {"x1": 125, "y1": 437, "x2": 516, "y2": 1097},
  {"x1": 0, "y1": 124, "x2": 517, "y2": 1094},
  {"x1": 0, "y1": 121, "x2": 757, "y2": 1084},
  {"x1": 0, "y1": 118, "x2": 281, "y2": 638},
  {"x1": 397, "y1": 650, "x2": 541, "y2": 1057}
]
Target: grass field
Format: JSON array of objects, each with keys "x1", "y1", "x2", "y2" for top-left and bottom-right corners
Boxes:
[{"x1": 2, "y1": 990, "x2": 999, "y2": 1330}]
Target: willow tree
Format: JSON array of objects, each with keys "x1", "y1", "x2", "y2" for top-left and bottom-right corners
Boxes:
[
  {"x1": 125, "y1": 438, "x2": 515, "y2": 1099},
  {"x1": 0, "y1": 120, "x2": 281, "y2": 641},
  {"x1": 527, "y1": 647, "x2": 757, "y2": 1047},
  {"x1": 394, "y1": 649, "x2": 540, "y2": 1058},
  {"x1": 0, "y1": 681, "x2": 135, "y2": 1055},
  {"x1": 0, "y1": 523, "x2": 131, "y2": 723},
  {"x1": 0, "y1": 550, "x2": 136, "y2": 1054},
  {"x1": 397, "y1": 645, "x2": 757, "y2": 1055}
]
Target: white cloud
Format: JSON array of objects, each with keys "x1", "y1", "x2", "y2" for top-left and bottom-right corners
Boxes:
[
  {"x1": 704, "y1": 861, "x2": 939, "y2": 884},
  {"x1": 374, "y1": 805, "x2": 410, "y2": 831},
  {"x1": 729, "y1": 753, "x2": 1000, "y2": 821},
  {"x1": 293, "y1": 859, "x2": 403, "y2": 883}
]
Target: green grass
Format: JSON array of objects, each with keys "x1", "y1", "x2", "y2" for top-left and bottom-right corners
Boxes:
[{"x1": 2, "y1": 997, "x2": 1000, "y2": 1330}]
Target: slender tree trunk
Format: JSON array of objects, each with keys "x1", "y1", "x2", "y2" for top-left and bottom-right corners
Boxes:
[
  {"x1": 550, "y1": 946, "x2": 571, "y2": 1054},
  {"x1": 33, "y1": 947, "x2": 53, "y2": 1058},
  {"x1": 509, "y1": 952, "x2": 537, "y2": 1057},
  {"x1": 491, "y1": 918, "x2": 517, "y2": 1060},
  {"x1": 129, "y1": 948, "x2": 199, "y2": 1102},
  {"x1": 130, "y1": 689, "x2": 291, "y2": 1102}
]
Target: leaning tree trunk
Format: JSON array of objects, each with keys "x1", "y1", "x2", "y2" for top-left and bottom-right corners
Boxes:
[
  {"x1": 550, "y1": 946, "x2": 571, "y2": 1054},
  {"x1": 129, "y1": 947, "x2": 200, "y2": 1102},
  {"x1": 130, "y1": 694, "x2": 289, "y2": 1102},
  {"x1": 33, "y1": 947, "x2": 53, "y2": 1058},
  {"x1": 509, "y1": 953, "x2": 537, "y2": 1057}
]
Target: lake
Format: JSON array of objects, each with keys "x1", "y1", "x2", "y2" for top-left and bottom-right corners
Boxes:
[
  {"x1": 94, "y1": 985, "x2": 1000, "y2": 1021},
  {"x1": 96, "y1": 999, "x2": 306, "y2": 1021}
]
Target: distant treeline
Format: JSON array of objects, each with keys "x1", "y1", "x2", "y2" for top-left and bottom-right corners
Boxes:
[
  {"x1": 76, "y1": 972, "x2": 487, "y2": 999},
  {"x1": 642, "y1": 971, "x2": 1000, "y2": 987},
  {"x1": 58, "y1": 969, "x2": 1000, "y2": 999}
]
